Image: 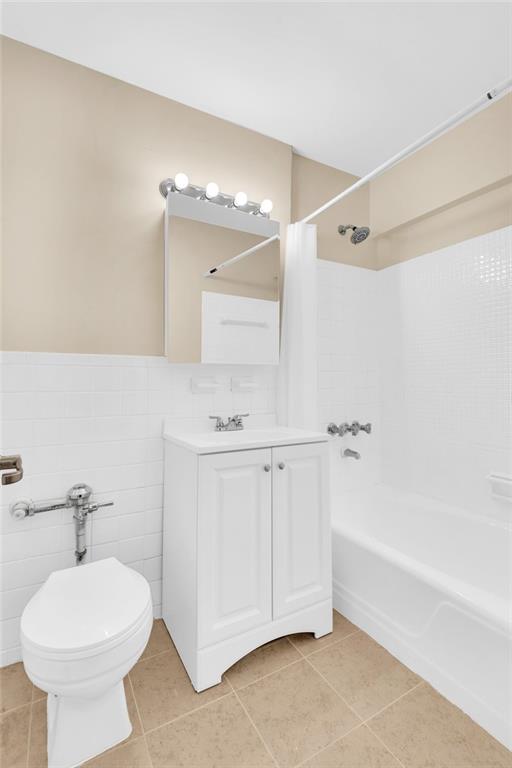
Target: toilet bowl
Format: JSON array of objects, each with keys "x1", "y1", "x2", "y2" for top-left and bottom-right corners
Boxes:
[{"x1": 21, "y1": 557, "x2": 153, "y2": 768}]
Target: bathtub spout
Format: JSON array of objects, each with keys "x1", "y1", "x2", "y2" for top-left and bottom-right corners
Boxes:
[{"x1": 343, "y1": 448, "x2": 361, "y2": 460}]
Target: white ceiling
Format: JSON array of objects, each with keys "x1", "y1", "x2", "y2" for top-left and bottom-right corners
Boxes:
[{"x1": 3, "y1": 2, "x2": 511, "y2": 176}]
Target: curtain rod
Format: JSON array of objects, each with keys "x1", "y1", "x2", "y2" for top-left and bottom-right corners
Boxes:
[
  {"x1": 204, "y1": 77, "x2": 512, "y2": 277},
  {"x1": 300, "y1": 77, "x2": 512, "y2": 224},
  {"x1": 203, "y1": 233, "x2": 280, "y2": 277}
]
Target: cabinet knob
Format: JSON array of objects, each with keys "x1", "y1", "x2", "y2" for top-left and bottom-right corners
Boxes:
[
  {"x1": 278, "y1": 462, "x2": 285, "y2": 470},
  {"x1": 263, "y1": 464, "x2": 271, "y2": 472}
]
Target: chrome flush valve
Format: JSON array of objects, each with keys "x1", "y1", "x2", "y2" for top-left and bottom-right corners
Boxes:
[
  {"x1": 67, "y1": 484, "x2": 114, "y2": 564},
  {"x1": 10, "y1": 483, "x2": 113, "y2": 565}
]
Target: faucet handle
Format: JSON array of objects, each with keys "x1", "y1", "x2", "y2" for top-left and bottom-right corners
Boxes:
[
  {"x1": 360, "y1": 423, "x2": 372, "y2": 434},
  {"x1": 209, "y1": 415, "x2": 224, "y2": 431},
  {"x1": 233, "y1": 413, "x2": 249, "y2": 419}
]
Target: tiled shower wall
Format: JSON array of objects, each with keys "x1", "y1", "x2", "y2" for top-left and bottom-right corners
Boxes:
[
  {"x1": 318, "y1": 225, "x2": 512, "y2": 518},
  {"x1": 0, "y1": 355, "x2": 277, "y2": 665},
  {"x1": 378, "y1": 225, "x2": 512, "y2": 518},
  {"x1": 317, "y1": 259, "x2": 381, "y2": 496}
]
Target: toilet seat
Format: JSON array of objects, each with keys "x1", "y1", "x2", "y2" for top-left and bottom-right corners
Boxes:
[{"x1": 21, "y1": 557, "x2": 151, "y2": 658}]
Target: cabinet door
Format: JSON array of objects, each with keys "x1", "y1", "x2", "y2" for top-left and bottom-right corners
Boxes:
[
  {"x1": 197, "y1": 448, "x2": 272, "y2": 647},
  {"x1": 273, "y1": 442, "x2": 331, "y2": 618}
]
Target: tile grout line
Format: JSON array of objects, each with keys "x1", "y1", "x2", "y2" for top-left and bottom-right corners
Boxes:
[
  {"x1": 140, "y1": 689, "x2": 236, "y2": 738},
  {"x1": 126, "y1": 674, "x2": 154, "y2": 768},
  {"x1": 365, "y1": 721, "x2": 408, "y2": 768},
  {"x1": 302, "y1": 655, "x2": 424, "y2": 768},
  {"x1": 362, "y1": 680, "x2": 425, "y2": 725},
  {"x1": 292, "y1": 722, "x2": 366, "y2": 768},
  {"x1": 229, "y1": 655, "x2": 305, "y2": 692},
  {"x1": 137, "y1": 646, "x2": 174, "y2": 666},
  {"x1": 25, "y1": 700, "x2": 33, "y2": 768},
  {"x1": 291, "y1": 628, "x2": 362, "y2": 659},
  {"x1": 292, "y1": 679, "x2": 426, "y2": 768},
  {"x1": 231, "y1": 686, "x2": 280, "y2": 768},
  {"x1": 303, "y1": 654, "x2": 362, "y2": 722},
  {"x1": 0, "y1": 700, "x2": 35, "y2": 717},
  {"x1": 361, "y1": 681, "x2": 427, "y2": 768}
]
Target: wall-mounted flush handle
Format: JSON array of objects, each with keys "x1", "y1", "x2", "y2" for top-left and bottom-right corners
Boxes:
[
  {"x1": 278, "y1": 462, "x2": 285, "y2": 470},
  {"x1": 86, "y1": 501, "x2": 114, "y2": 514},
  {"x1": 263, "y1": 464, "x2": 271, "y2": 472}
]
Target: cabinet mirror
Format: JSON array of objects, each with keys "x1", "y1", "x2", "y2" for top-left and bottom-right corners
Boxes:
[{"x1": 165, "y1": 193, "x2": 280, "y2": 364}]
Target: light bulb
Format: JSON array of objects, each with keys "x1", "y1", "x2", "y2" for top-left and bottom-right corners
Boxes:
[
  {"x1": 174, "y1": 172, "x2": 189, "y2": 191},
  {"x1": 259, "y1": 198, "x2": 273, "y2": 215},
  {"x1": 205, "y1": 182, "x2": 219, "y2": 200},
  {"x1": 234, "y1": 191, "x2": 248, "y2": 208}
]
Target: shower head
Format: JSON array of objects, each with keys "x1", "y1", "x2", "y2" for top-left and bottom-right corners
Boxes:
[{"x1": 338, "y1": 224, "x2": 371, "y2": 244}]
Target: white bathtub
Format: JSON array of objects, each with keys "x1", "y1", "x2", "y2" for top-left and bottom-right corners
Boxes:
[{"x1": 332, "y1": 483, "x2": 512, "y2": 749}]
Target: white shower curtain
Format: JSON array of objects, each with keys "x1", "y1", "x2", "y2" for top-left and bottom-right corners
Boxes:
[{"x1": 277, "y1": 222, "x2": 318, "y2": 430}]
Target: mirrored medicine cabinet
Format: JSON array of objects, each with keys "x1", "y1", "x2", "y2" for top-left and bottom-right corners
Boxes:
[{"x1": 165, "y1": 192, "x2": 280, "y2": 364}]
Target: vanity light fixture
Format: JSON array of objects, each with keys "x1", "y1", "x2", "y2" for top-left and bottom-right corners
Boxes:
[
  {"x1": 159, "y1": 175, "x2": 273, "y2": 218},
  {"x1": 205, "y1": 182, "x2": 220, "y2": 200},
  {"x1": 174, "y1": 172, "x2": 189, "y2": 191},
  {"x1": 233, "y1": 191, "x2": 248, "y2": 208}
]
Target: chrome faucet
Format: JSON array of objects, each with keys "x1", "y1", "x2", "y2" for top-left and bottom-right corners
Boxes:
[
  {"x1": 343, "y1": 449, "x2": 361, "y2": 460},
  {"x1": 209, "y1": 414, "x2": 249, "y2": 431},
  {"x1": 327, "y1": 421, "x2": 372, "y2": 437},
  {"x1": 10, "y1": 484, "x2": 113, "y2": 564}
]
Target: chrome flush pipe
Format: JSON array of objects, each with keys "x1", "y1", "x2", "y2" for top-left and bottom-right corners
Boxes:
[{"x1": 67, "y1": 484, "x2": 114, "y2": 564}]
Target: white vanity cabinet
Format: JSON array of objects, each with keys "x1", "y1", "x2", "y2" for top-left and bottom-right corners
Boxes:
[{"x1": 162, "y1": 427, "x2": 331, "y2": 692}]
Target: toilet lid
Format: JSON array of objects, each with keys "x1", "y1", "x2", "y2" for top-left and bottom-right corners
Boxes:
[{"x1": 21, "y1": 558, "x2": 151, "y2": 654}]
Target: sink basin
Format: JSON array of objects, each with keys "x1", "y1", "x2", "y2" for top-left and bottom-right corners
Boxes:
[{"x1": 163, "y1": 426, "x2": 328, "y2": 454}]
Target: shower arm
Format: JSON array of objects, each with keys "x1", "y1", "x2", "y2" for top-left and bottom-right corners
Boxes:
[{"x1": 204, "y1": 77, "x2": 512, "y2": 277}]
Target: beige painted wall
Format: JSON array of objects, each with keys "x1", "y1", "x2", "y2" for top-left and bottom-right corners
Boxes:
[
  {"x1": 1, "y1": 38, "x2": 291, "y2": 354},
  {"x1": 375, "y1": 179, "x2": 512, "y2": 268},
  {"x1": 2, "y1": 38, "x2": 510, "y2": 355},
  {"x1": 370, "y1": 92, "x2": 512, "y2": 266},
  {"x1": 291, "y1": 94, "x2": 511, "y2": 270},
  {"x1": 371, "y1": 94, "x2": 512, "y2": 235},
  {"x1": 291, "y1": 154, "x2": 377, "y2": 269}
]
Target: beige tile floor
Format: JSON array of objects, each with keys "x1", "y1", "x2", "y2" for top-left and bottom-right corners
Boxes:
[{"x1": 1, "y1": 611, "x2": 510, "y2": 768}]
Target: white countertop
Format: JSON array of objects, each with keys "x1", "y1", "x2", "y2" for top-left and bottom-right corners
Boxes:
[{"x1": 163, "y1": 426, "x2": 328, "y2": 454}]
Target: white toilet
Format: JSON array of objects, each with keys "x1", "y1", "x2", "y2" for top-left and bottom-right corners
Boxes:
[{"x1": 21, "y1": 557, "x2": 153, "y2": 768}]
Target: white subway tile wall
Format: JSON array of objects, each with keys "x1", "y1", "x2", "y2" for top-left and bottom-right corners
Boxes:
[
  {"x1": 317, "y1": 260, "x2": 382, "y2": 496},
  {"x1": 0, "y1": 355, "x2": 277, "y2": 665}
]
